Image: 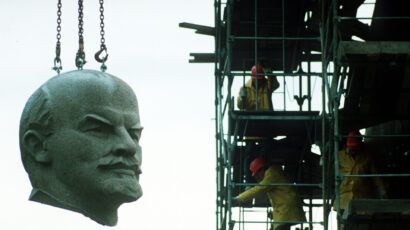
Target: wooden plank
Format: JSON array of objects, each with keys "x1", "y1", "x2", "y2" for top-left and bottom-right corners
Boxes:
[
  {"x1": 338, "y1": 41, "x2": 410, "y2": 57},
  {"x1": 179, "y1": 22, "x2": 215, "y2": 36},
  {"x1": 344, "y1": 199, "x2": 410, "y2": 220},
  {"x1": 189, "y1": 53, "x2": 215, "y2": 63}
]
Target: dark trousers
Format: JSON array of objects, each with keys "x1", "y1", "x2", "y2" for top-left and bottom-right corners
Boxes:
[{"x1": 275, "y1": 223, "x2": 292, "y2": 230}]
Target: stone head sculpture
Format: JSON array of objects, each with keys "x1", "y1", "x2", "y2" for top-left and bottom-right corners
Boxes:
[{"x1": 19, "y1": 70, "x2": 143, "y2": 226}]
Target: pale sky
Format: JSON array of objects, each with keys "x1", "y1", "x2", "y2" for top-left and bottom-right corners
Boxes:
[{"x1": 0, "y1": 1, "x2": 215, "y2": 229}]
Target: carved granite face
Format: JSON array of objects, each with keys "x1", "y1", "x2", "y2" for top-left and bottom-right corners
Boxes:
[
  {"x1": 50, "y1": 73, "x2": 142, "y2": 201},
  {"x1": 19, "y1": 70, "x2": 143, "y2": 226}
]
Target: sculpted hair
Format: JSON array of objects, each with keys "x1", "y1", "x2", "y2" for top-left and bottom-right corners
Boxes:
[{"x1": 19, "y1": 85, "x2": 54, "y2": 174}]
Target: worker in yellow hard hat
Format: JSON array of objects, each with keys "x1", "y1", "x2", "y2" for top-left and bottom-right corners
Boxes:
[
  {"x1": 233, "y1": 157, "x2": 306, "y2": 230},
  {"x1": 237, "y1": 64, "x2": 279, "y2": 111},
  {"x1": 336, "y1": 130, "x2": 387, "y2": 214}
]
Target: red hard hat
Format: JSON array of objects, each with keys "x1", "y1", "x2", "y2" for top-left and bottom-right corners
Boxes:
[
  {"x1": 251, "y1": 64, "x2": 264, "y2": 80},
  {"x1": 346, "y1": 130, "x2": 362, "y2": 151},
  {"x1": 249, "y1": 157, "x2": 266, "y2": 176}
]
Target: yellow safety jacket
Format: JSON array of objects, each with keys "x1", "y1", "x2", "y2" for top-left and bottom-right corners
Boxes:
[
  {"x1": 238, "y1": 165, "x2": 306, "y2": 229},
  {"x1": 237, "y1": 77, "x2": 279, "y2": 111},
  {"x1": 336, "y1": 148, "x2": 386, "y2": 210}
]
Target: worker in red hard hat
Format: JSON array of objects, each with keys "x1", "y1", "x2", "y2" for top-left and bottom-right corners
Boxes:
[
  {"x1": 335, "y1": 130, "x2": 387, "y2": 213},
  {"x1": 233, "y1": 157, "x2": 306, "y2": 230},
  {"x1": 237, "y1": 64, "x2": 279, "y2": 111},
  {"x1": 251, "y1": 64, "x2": 264, "y2": 81}
]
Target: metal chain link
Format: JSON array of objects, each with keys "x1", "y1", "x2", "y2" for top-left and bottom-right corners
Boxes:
[
  {"x1": 95, "y1": 0, "x2": 108, "y2": 72},
  {"x1": 52, "y1": 0, "x2": 63, "y2": 74},
  {"x1": 75, "y1": 0, "x2": 86, "y2": 69},
  {"x1": 99, "y1": 0, "x2": 106, "y2": 48}
]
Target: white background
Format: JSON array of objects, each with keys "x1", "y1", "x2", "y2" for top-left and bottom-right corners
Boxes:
[{"x1": 0, "y1": 1, "x2": 215, "y2": 229}]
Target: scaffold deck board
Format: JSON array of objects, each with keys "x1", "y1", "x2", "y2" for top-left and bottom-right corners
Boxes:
[
  {"x1": 343, "y1": 199, "x2": 410, "y2": 230},
  {"x1": 339, "y1": 41, "x2": 410, "y2": 58},
  {"x1": 229, "y1": 110, "x2": 320, "y2": 138}
]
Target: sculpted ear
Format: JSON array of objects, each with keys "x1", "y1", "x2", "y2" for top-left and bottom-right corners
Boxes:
[{"x1": 23, "y1": 130, "x2": 51, "y2": 164}]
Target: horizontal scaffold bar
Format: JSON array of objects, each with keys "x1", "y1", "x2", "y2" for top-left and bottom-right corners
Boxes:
[
  {"x1": 230, "y1": 36, "x2": 320, "y2": 41},
  {"x1": 231, "y1": 113, "x2": 320, "y2": 121},
  {"x1": 227, "y1": 72, "x2": 329, "y2": 77},
  {"x1": 338, "y1": 16, "x2": 410, "y2": 20},
  {"x1": 232, "y1": 220, "x2": 323, "y2": 225},
  {"x1": 232, "y1": 182, "x2": 322, "y2": 187},
  {"x1": 342, "y1": 173, "x2": 410, "y2": 178},
  {"x1": 338, "y1": 134, "x2": 410, "y2": 138}
]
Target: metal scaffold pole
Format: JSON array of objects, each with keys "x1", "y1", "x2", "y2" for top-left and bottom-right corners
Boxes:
[
  {"x1": 320, "y1": 0, "x2": 328, "y2": 229},
  {"x1": 331, "y1": 0, "x2": 342, "y2": 229},
  {"x1": 214, "y1": 0, "x2": 223, "y2": 229},
  {"x1": 226, "y1": 1, "x2": 234, "y2": 230}
]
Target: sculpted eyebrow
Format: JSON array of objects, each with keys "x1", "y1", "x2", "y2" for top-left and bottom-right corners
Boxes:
[
  {"x1": 80, "y1": 114, "x2": 113, "y2": 126},
  {"x1": 128, "y1": 126, "x2": 143, "y2": 136},
  {"x1": 129, "y1": 123, "x2": 143, "y2": 130}
]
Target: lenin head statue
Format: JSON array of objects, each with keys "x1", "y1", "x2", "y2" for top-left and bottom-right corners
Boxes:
[{"x1": 19, "y1": 70, "x2": 143, "y2": 226}]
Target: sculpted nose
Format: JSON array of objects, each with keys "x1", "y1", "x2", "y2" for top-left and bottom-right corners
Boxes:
[{"x1": 113, "y1": 127, "x2": 137, "y2": 157}]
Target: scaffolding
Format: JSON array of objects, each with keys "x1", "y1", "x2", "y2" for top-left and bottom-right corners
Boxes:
[
  {"x1": 213, "y1": 1, "x2": 327, "y2": 230},
  {"x1": 325, "y1": 0, "x2": 410, "y2": 229},
  {"x1": 181, "y1": 0, "x2": 410, "y2": 229}
]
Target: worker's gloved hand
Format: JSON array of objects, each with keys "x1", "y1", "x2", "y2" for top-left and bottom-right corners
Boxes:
[
  {"x1": 231, "y1": 196, "x2": 240, "y2": 207},
  {"x1": 239, "y1": 88, "x2": 247, "y2": 99},
  {"x1": 378, "y1": 189, "x2": 387, "y2": 199}
]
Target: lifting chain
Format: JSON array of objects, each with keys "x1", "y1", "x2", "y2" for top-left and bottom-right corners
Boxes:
[
  {"x1": 52, "y1": 0, "x2": 63, "y2": 74},
  {"x1": 75, "y1": 0, "x2": 86, "y2": 69},
  {"x1": 52, "y1": 0, "x2": 110, "y2": 72},
  {"x1": 95, "y1": 0, "x2": 108, "y2": 72}
]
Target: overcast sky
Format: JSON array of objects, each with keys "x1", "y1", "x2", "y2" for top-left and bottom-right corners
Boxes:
[{"x1": 0, "y1": 1, "x2": 215, "y2": 229}]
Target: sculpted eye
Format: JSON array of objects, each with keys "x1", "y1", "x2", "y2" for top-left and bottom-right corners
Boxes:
[
  {"x1": 81, "y1": 118, "x2": 113, "y2": 135},
  {"x1": 86, "y1": 123, "x2": 111, "y2": 133}
]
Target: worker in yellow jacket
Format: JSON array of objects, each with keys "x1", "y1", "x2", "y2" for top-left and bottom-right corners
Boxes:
[
  {"x1": 237, "y1": 65, "x2": 280, "y2": 184},
  {"x1": 237, "y1": 64, "x2": 280, "y2": 111},
  {"x1": 233, "y1": 157, "x2": 306, "y2": 230},
  {"x1": 336, "y1": 130, "x2": 387, "y2": 213}
]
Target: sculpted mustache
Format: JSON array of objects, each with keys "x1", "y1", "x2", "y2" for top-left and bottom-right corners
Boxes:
[{"x1": 98, "y1": 158, "x2": 142, "y2": 174}]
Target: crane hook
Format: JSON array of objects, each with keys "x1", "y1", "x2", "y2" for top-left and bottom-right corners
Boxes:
[{"x1": 95, "y1": 45, "x2": 108, "y2": 63}]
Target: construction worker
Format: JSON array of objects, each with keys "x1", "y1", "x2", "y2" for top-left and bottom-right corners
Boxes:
[
  {"x1": 237, "y1": 64, "x2": 279, "y2": 111},
  {"x1": 237, "y1": 64, "x2": 279, "y2": 183},
  {"x1": 336, "y1": 130, "x2": 387, "y2": 213},
  {"x1": 233, "y1": 157, "x2": 306, "y2": 230}
]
